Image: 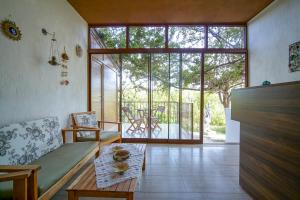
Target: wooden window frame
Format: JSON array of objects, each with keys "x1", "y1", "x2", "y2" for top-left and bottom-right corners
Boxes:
[{"x1": 88, "y1": 23, "x2": 248, "y2": 144}]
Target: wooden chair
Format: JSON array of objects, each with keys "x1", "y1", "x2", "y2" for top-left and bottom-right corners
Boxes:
[
  {"x1": 151, "y1": 106, "x2": 165, "y2": 131},
  {"x1": 122, "y1": 106, "x2": 144, "y2": 134},
  {"x1": 62, "y1": 111, "x2": 122, "y2": 146}
]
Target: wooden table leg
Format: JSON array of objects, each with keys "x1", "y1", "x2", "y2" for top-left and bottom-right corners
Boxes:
[
  {"x1": 68, "y1": 190, "x2": 78, "y2": 200},
  {"x1": 127, "y1": 192, "x2": 134, "y2": 200}
]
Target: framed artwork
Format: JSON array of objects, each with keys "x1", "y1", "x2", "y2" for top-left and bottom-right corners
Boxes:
[{"x1": 289, "y1": 41, "x2": 300, "y2": 72}]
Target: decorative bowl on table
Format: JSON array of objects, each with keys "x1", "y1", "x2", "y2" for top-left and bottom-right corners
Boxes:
[
  {"x1": 112, "y1": 146, "x2": 124, "y2": 152},
  {"x1": 113, "y1": 162, "x2": 129, "y2": 175},
  {"x1": 113, "y1": 150, "x2": 130, "y2": 161}
]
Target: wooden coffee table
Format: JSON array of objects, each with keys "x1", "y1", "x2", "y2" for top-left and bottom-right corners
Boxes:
[{"x1": 67, "y1": 144, "x2": 146, "y2": 200}]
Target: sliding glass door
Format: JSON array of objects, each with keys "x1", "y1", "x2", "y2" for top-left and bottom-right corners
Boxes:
[
  {"x1": 169, "y1": 54, "x2": 180, "y2": 139},
  {"x1": 151, "y1": 53, "x2": 169, "y2": 139},
  {"x1": 121, "y1": 54, "x2": 149, "y2": 139},
  {"x1": 119, "y1": 53, "x2": 201, "y2": 142},
  {"x1": 203, "y1": 53, "x2": 245, "y2": 143},
  {"x1": 181, "y1": 53, "x2": 201, "y2": 140}
]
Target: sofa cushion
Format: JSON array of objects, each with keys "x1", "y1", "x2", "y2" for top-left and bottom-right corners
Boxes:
[
  {"x1": 0, "y1": 117, "x2": 62, "y2": 165},
  {"x1": 77, "y1": 131, "x2": 120, "y2": 142},
  {"x1": 32, "y1": 142, "x2": 98, "y2": 194},
  {"x1": 0, "y1": 142, "x2": 98, "y2": 199},
  {"x1": 100, "y1": 131, "x2": 120, "y2": 141}
]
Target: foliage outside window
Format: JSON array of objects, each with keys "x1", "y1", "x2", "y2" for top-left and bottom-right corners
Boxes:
[
  {"x1": 93, "y1": 27, "x2": 126, "y2": 48},
  {"x1": 208, "y1": 27, "x2": 245, "y2": 48},
  {"x1": 129, "y1": 26, "x2": 165, "y2": 48},
  {"x1": 169, "y1": 26, "x2": 205, "y2": 48}
]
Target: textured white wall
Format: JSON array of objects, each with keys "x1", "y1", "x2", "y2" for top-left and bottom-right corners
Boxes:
[
  {"x1": 0, "y1": 0, "x2": 88, "y2": 128},
  {"x1": 248, "y1": 0, "x2": 300, "y2": 86}
]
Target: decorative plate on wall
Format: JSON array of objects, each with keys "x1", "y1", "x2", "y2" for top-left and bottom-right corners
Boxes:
[
  {"x1": 1, "y1": 19, "x2": 22, "y2": 41},
  {"x1": 289, "y1": 41, "x2": 300, "y2": 72}
]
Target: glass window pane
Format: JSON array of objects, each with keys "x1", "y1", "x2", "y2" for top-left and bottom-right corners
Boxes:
[
  {"x1": 129, "y1": 26, "x2": 165, "y2": 48},
  {"x1": 122, "y1": 54, "x2": 149, "y2": 138},
  {"x1": 91, "y1": 56, "x2": 102, "y2": 120},
  {"x1": 151, "y1": 54, "x2": 169, "y2": 139},
  {"x1": 169, "y1": 54, "x2": 180, "y2": 139},
  {"x1": 168, "y1": 26, "x2": 205, "y2": 48},
  {"x1": 90, "y1": 27, "x2": 126, "y2": 49},
  {"x1": 91, "y1": 54, "x2": 120, "y2": 132},
  {"x1": 204, "y1": 54, "x2": 245, "y2": 143},
  {"x1": 181, "y1": 53, "x2": 201, "y2": 140},
  {"x1": 208, "y1": 27, "x2": 245, "y2": 48}
]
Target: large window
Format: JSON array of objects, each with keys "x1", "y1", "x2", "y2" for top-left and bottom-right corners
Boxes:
[
  {"x1": 129, "y1": 26, "x2": 165, "y2": 48},
  {"x1": 89, "y1": 24, "x2": 247, "y2": 144},
  {"x1": 169, "y1": 26, "x2": 205, "y2": 48},
  {"x1": 208, "y1": 27, "x2": 245, "y2": 48},
  {"x1": 90, "y1": 27, "x2": 126, "y2": 48},
  {"x1": 90, "y1": 25, "x2": 245, "y2": 49}
]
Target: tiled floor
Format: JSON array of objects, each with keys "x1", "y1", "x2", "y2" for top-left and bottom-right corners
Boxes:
[{"x1": 52, "y1": 144, "x2": 251, "y2": 200}]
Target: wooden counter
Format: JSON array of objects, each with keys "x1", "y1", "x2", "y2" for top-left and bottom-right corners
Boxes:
[{"x1": 231, "y1": 81, "x2": 300, "y2": 200}]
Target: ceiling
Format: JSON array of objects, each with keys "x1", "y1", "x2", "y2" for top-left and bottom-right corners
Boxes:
[{"x1": 68, "y1": 0, "x2": 273, "y2": 24}]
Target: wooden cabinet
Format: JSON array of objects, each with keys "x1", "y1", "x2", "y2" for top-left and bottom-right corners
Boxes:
[{"x1": 231, "y1": 81, "x2": 300, "y2": 200}]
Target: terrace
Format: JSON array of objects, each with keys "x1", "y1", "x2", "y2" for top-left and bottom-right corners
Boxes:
[{"x1": 1, "y1": 0, "x2": 300, "y2": 200}]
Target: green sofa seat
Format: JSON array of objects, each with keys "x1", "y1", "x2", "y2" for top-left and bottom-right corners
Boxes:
[
  {"x1": 77, "y1": 131, "x2": 120, "y2": 142},
  {"x1": 0, "y1": 142, "x2": 98, "y2": 199}
]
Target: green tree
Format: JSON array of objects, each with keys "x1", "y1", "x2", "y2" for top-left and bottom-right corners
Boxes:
[{"x1": 95, "y1": 26, "x2": 245, "y2": 108}]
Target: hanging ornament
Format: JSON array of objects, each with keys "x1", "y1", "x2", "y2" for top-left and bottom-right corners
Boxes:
[
  {"x1": 42, "y1": 28, "x2": 70, "y2": 86},
  {"x1": 61, "y1": 46, "x2": 69, "y2": 62},
  {"x1": 60, "y1": 46, "x2": 69, "y2": 86},
  {"x1": 75, "y1": 44, "x2": 83, "y2": 57},
  {"x1": 48, "y1": 33, "x2": 60, "y2": 66},
  {"x1": 42, "y1": 28, "x2": 60, "y2": 66}
]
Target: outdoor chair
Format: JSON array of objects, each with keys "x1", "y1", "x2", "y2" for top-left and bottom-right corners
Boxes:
[
  {"x1": 62, "y1": 111, "x2": 122, "y2": 146},
  {"x1": 122, "y1": 106, "x2": 145, "y2": 134},
  {"x1": 151, "y1": 106, "x2": 165, "y2": 131}
]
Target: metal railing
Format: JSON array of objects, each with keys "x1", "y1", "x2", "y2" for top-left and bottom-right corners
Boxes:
[{"x1": 122, "y1": 101, "x2": 193, "y2": 132}]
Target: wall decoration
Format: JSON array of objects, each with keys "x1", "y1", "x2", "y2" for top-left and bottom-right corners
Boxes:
[
  {"x1": 42, "y1": 28, "x2": 60, "y2": 66},
  {"x1": 289, "y1": 41, "x2": 300, "y2": 72},
  {"x1": 1, "y1": 19, "x2": 22, "y2": 41},
  {"x1": 60, "y1": 47, "x2": 70, "y2": 85},
  {"x1": 75, "y1": 44, "x2": 83, "y2": 57},
  {"x1": 42, "y1": 28, "x2": 70, "y2": 85}
]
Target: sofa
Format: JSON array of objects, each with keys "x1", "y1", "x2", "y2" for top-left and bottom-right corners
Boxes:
[{"x1": 0, "y1": 116, "x2": 99, "y2": 200}]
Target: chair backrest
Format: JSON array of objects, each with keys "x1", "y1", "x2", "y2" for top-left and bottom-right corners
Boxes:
[
  {"x1": 156, "y1": 106, "x2": 165, "y2": 113},
  {"x1": 153, "y1": 106, "x2": 165, "y2": 116},
  {"x1": 0, "y1": 116, "x2": 62, "y2": 165},
  {"x1": 71, "y1": 111, "x2": 98, "y2": 137},
  {"x1": 71, "y1": 111, "x2": 98, "y2": 129},
  {"x1": 122, "y1": 107, "x2": 134, "y2": 121}
]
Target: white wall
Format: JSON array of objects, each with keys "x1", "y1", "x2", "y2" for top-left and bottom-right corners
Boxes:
[
  {"x1": 248, "y1": 0, "x2": 300, "y2": 86},
  {"x1": 0, "y1": 0, "x2": 88, "y2": 128}
]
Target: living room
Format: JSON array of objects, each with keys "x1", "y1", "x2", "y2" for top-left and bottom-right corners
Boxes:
[{"x1": 0, "y1": 0, "x2": 299, "y2": 199}]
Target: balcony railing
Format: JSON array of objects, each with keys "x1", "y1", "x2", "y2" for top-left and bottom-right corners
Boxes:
[{"x1": 122, "y1": 101, "x2": 194, "y2": 133}]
